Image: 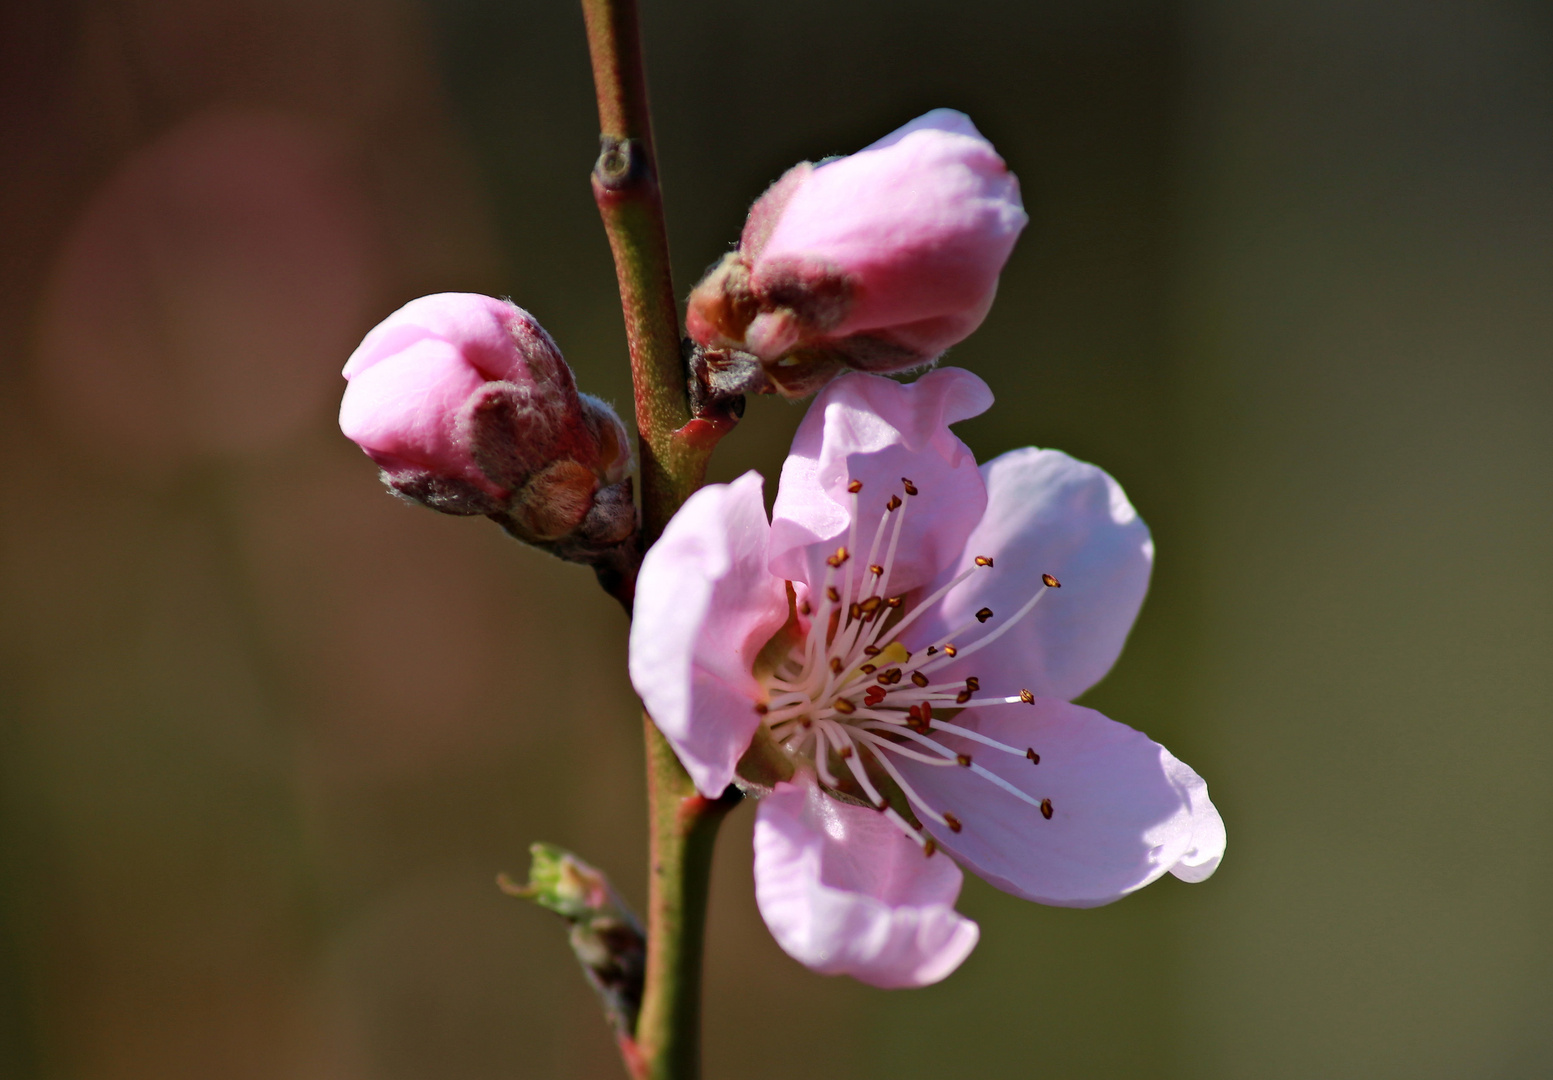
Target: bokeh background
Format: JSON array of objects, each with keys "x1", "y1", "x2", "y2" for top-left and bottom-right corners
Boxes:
[{"x1": 2, "y1": 0, "x2": 1550, "y2": 1077}]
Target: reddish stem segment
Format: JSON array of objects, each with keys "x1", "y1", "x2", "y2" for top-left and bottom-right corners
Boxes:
[{"x1": 578, "y1": 3, "x2": 738, "y2": 1078}]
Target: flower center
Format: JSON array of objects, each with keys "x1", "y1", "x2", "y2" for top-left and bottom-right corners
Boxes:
[{"x1": 757, "y1": 477, "x2": 1061, "y2": 855}]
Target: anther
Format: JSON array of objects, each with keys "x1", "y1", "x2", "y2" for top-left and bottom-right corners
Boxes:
[
  {"x1": 943, "y1": 644, "x2": 958, "y2": 657},
  {"x1": 829, "y1": 657, "x2": 843, "y2": 674},
  {"x1": 869, "y1": 564, "x2": 884, "y2": 577},
  {"x1": 965, "y1": 677, "x2": 980, "y2": 691},
  {"x1": 923, "y1": 839, "x2": 937, "y2": 857},
  {"x1": 911, "y1": 671, "x2": 929, "y2": 688},
  {"x1": 839, "y1": 745, "x2": 854, "y2": 759},
  {"x1": 860, "y1": 664, "x2": 877, "y2": 674},
  {"x1": 1042, "y1": 573, "x2": 1061, "y2": 588},
  {"x1": 1026, "y1": 748, "x2": 1040, "y2": 764},
  {"x1": 755, "y1": 703, "x2": 769, "y2": 715},
  {"x1": 901, "y1": 478, "x2": 919, "y2": 496},
  {"x1": 1019, "y1": 689, "x2": 1035, "y2": 704},
  {"x1": 1040, "y1": 798, "x2": 1054, "y2": 820},
  {"x1": 833, "y1": 698, "x2": 857, "y2": 715},
  {"x1": 864, "y1": 688, "x2": 886, "y2": 705},
  {"x1": 886, "y1": 494, "x2": 903, "y2": 512},
  {"x1": 864, "y1": 645, "x2": 881, "y2": 656},
  {"x1": 976, "y1": 607, "x2": 994, "y2": 623},
  {"x1": 925, "y1": 646, "x2": 938, "y2": 656},
  {"x1": 974, "y1": 555, "x2": 994, "y2": 567},
  {"x1": 847, "y1": 479, "x2": 863, "y2": 493},
  {"x1": 859, "y1": 596, "x2": 883, "y2": 615},
  {"x1": 826, "y1": 586, "x2": 840, "y2": 602},
  {"x1": 956, "y1": 690, "x2": 973, "y2": 704},
  {"x1": 886, "y1": 596, "x2": 902, "y2": 608},
  {"x1": 849, "y1": 602, "x2": 862, "y2": 621},
  {"x1": 956, "y1": 753, "x2": 973, "y2": 767},
  {"x1": 943, "y1": 812, "x2": 963, "y2": 834},
  {"x1": 827, "y1": 546, "x2": 850, "y2": 568},
  {"x1": 920, "y1": 702, "x2": 933, "y2": 728},
  {"x1": 884, "y1": 668, "x2": 903, "y2": 684},
  {"x1": 801, "y1": 718, "x2": 813, "y2": 728},
  {"x1": 799, "y1": 599, "x2": 812, "y2": 616}
]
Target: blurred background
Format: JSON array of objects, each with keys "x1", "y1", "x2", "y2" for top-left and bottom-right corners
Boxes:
[{"x1": 1, "y1": 0, "x2": 1549, "y2": 1077}]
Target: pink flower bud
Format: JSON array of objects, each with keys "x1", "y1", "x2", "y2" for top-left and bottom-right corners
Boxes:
[
  {"x1": 340, "y1": 293, "x2": 636, "y2": 559},
  {"x1": 687, "y1": 110, "x2": 1027, "y2": 397}
]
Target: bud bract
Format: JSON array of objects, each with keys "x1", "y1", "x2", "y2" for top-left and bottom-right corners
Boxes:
[
  {"x1": 687, "y1": 110, "x2": 1027, "y2": 397},
  {"x1": 339, "y1": 293, "x2": 636, "y2": 561}
]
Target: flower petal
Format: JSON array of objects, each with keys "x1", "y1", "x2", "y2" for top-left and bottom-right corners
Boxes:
[
  {"x1": 337, "y1": 337, "x2": 488, "y2": 479},
  {"x1": 891, "y1": 700, "x2": 1224, "y2": 907},
  {"x1": 769, "y1": 369, "x2": 992, "y2": 594},
  {"x1": 905, "y1": 447, "x2": 1153, "y2": 701},
  {"x1": 629, "y1": 473, "x2": 789, "y2": 796},
  {"x1": 753, "y1": 776, "x2": 980, "y2": 988}
]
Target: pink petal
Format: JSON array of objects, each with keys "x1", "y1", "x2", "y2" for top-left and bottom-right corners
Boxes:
[
  {"x1": 753, "y1": 777, "x2": 980, "y2": 988},
  {"x1": 906, "y1": 448, "x2": 1153, "y2": 701},
  {"x1": 629, "y1": 473, "x2": 790, "y2": 796},
  {"x1": 337, "y1": 337, "x2": 490, "y2": 482},
  {"x1": 769, "y1": 369, "x2": 992, "y2": 594},
  {"x1": 343, "y1": 292, "x2": 557, "y2": 382},
  {"x1": 755, "y1": 109, "x2": 1026, "y2": 350},
  {"x1": 891, "y1": 700, "x2": 1224, "y2": 907}
]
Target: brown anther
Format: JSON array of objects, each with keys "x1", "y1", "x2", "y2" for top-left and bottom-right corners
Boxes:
[
  {"x1": 1042, "y1": 573, "x2": 1061, "y2": 588},
  {"x1": 925, "y1": 646, "x2": 938, "y2": 655},
  {"x1": 956, "y1": 689, "x2": 973, "y2": 704},
  {"x1": 832, "y1": 698, "x2": 856, "y2": 715},
  {"x1": 1026, "y1": 748, "x2": 1041, "y2": 764},
  {"x1": 923, "y1": 839, "x2": 937, "y2": 857},
  {"x1": 801, "y1": 718, "x2": 812, "y2": 728},
  {"x1": 942, "y1": 644, "x2": 958, "y2": 657},
  {"x1": 859, "y1": 596, "x2": 883, "y2": 615},
  {"x1": 975, "y1": 607, "x2": 994, "y2": 623},
  {"x1": 863, "y1": 645, "x2": 881, "y2": 656},
  {"x1": 942, "y1": 812, "x2": 963, "y2": 834},
  {"x1": 755, "y1": 702, "x2": 769, "y2": 715},
  {"x1": 869, "y1": 564, "x2": 884, "y2": 577},
  {"x1": 908, "y1": 704, "x2": 922, "y2": 720},
  {"x1": 974, "y1": 555, "x2": 994, "y2": 567},
  {"x1": 860, "y1": 664, "x2": 877, "y2": 674},
  {"x1": 1019, "y1": 689, "x2": 1035, "y2": 704},
  {"x1": 1040, "y1": 798, "x2": 1054, "y2": 820},
  {"x1": 885, "y1": 668, "x2": 903, "y2": 684},
  {"x1": 911, "y1": 671, "x2": 930, "y2": 688},
  {"x1": 956, "y1": 753, "x2": 973, "y2": 767},
  {"x1": 847, "y1": 479, "x2": 863, "y2": 493},
  {"x1": 965, "y1": 677, "x2": 980, "y2": 691},
  {"x1": 826, "y1": 546, "x2": 850, "y2": 568},
  {"x1": 886, "y1": 494, "x2": 902, "y2": 512},
  {"x1": 920, "y1": 702, "x2": 934, "y2": 728},
  {"x1": 826, "y1": 586, "x2": 840, "y2": 602},
  {"x1": 902, "y1": 478, "x2": 919, "y2": 496},
  {"x1": 838, "y1": 745, "x2": 854, "y2": 759},
  {"x1": 799, "y1": 599, "x2": 812, "y2": 616},
  {"x1": 829, "y1": 657, "x2": 843, "y2": 674},
  {"x1": 848, "y1": 602, "x2": 862, "y2": 621},
  {"x1": 826, "y1": 609, "x2": 841, "y2": 646},
  {"x1": 886, "y1": 596, "x2": 903, "y2": 608},
  {"x1": 877, "y1": 799, "x2": 890, "y2": 812}
]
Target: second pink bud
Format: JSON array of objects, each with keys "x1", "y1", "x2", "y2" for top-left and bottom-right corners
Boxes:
[{"x1": 687, "y1": 109, "x2": 1027, "y2": 397}]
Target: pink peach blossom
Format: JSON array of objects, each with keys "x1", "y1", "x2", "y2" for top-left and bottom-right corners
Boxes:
[
  {"x1": 629, "y1": 369, "x2": 1223, "y2": 988},
  {"x1": 340, "y1": 293, "x2": 635, "y2": 555},
  {"x1": 686, "y1": 111, "x2": 1027, "y2": 397}
]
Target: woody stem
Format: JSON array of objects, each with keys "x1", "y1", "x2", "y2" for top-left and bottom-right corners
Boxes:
[{"x1": 579, "y1": 2, "x2": 739, "y2": 1078}]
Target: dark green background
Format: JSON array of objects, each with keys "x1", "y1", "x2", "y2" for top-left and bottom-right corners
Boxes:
[{"x1": 1, "y1": 1, "x2": 1549, "y2": 1077}]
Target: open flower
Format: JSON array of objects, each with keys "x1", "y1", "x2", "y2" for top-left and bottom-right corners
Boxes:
[{"x1": 629, "y1": 369, "x2": 1224, "y2": 988}]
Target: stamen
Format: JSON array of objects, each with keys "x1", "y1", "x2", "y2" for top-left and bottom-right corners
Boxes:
[
  {"x1": 1042, "y1": 573, "x2": 1061, "y2": 588},
  {"x1": 956, "y1": 753, "x2": 973, "y2": 767},
  {"x1": 1041, "y1": 798, "x2": 1054, "y2": 819},
  {"x1": 860, "y1": 664, "x2": 877, "y2": 674},
  {"x1": 911, "y1": 671, "x2": 929, "y2": 688},
  {"x1": 956, "y1": 690, "x2": 972, "y2": 704},
  {"x1": 922, "y1": 839, "x2": 936, "y2": 857},
  {"x1": 869, "y1": 564, "x2": 884, "y2": 577},
  {"x1": 833, "y1": 698, "x2": 857, "y2": 715},
  {"x1": 943, "y1": 645, "x2": 958, "y2": 657},
  {"x1": 829, "y1": 657, "x2": 843, "y2": 674},
  {"x1": 1019, "y1": 689, "x2": 1035, "y2": 704},
  {"x1": 847, "y1": 479, "x2": 863, "y2": 493},
  {"x1": 826, "y1": 586, "x2": 840, "y2": 602},
  {"x1": 1026, "y1": 748, "x2": 1040, "y2": 764},
  {"x1": 886, "y1": 494, "x2": 902, "y2": 512},
  {"x1": 901, "y1": 478, "x2": 919, "y2": 496},
  {"x1": 826, "y1": 547, "x2": 850, "y2": 568},
  {"x1": 864, "y1": 645, "x2": 881, "y2": 657},
  {"x1": 942, "y1": 812, "x2": 962, "y2": 833},
  {"x1": 974, "y1": 555, "x2": 994, "y2": 567},
  {"x1": 975, "y1": 608, "x2": 993, "y2": 623}
]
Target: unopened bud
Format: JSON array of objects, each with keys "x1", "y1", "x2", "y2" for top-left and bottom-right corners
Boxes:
[
  {"x1": 686, "y1": 109, "x2": 1027, "y2": 397},
  {"x1": 339, "y1": 293, "x2": 637, "y2": 566}
]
